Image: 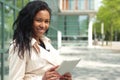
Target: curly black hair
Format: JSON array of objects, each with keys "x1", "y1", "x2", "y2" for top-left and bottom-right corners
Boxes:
[{"x1": 13, "y1": 0, "x2": 51, "y2": 58}]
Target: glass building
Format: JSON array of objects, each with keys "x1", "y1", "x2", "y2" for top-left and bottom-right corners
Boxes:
[{"x1": 50, "y1": 0, "x2": 97, "y2": 46}]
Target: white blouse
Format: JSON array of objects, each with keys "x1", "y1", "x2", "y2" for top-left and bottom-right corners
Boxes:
[{"x1": 8, "y1": 36, "x2": 62, "y2": 80}]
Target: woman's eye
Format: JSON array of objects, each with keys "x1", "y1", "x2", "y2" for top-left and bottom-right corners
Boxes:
[
  {"x1": 35, "y1": 18, "x2": 50, "y2": 24},
  {"x1": 45, "y1": 20, "x2": 50, "y2": 24},
  {"x1": 36, "y1": 19, "x2": 42, "y2": 22}
]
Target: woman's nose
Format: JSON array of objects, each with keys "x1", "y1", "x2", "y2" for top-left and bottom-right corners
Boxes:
[{"x1": 40, "y1": 22, "x2": 46, "y2": 27}]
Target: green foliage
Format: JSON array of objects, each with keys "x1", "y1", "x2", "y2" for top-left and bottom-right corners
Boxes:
[
  {"x1": 0, "y1": 0, "x2": 29, "y2": 42},
  {"x1": 94, "y1": 0, "x2": 120, "y2": 41}
]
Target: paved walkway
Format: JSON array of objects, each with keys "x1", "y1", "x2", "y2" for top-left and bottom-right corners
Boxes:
[
  {"x1": 92, "y1": 41, "x2": 120, "y2": 50},
  {"x1": 59, "y1": 42, "x2": 120, "y2": 80}
]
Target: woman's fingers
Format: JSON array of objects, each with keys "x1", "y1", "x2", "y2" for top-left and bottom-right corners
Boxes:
[
  {"x1": 43, "y1": 66, "x2": 61, "y2": 80},
  {"x1": 46, "y1": 71, "x2": 60, "y2": 80},
  {"x1": 60, "y1": 72, "x2": 72, "y2": 80},
  {"x1": 47, "y1": 74, "x2": 60, "y2": 80},
  {"x1": 48, "y1": 65, "x2": 59, "y2": 72},
  {"x1": 63, "y1": 72, "x2": 71, "y2": 77},
  {"x1": 46, "y1": 70, "x2": 60, "y2": 76}
]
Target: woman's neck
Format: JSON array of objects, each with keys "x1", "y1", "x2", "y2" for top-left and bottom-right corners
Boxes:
[{"x1": 32, "y1": 35, "x2": 42, "y2": 44}]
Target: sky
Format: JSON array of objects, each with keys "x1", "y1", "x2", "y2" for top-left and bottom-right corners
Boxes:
[{"x1": 95, "y1": 0, "x2": 102, "y2": 11}]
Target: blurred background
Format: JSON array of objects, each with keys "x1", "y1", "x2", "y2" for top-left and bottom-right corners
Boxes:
[{"x1": 0, "y1": 0, "x2": 120, "y2": 80}]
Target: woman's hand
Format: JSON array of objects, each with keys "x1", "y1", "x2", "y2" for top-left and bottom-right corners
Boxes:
[
  {"x1": 42, "y1": 66, "x2": 61, "y2": 80},
  {"x1": 60, "y1": 72, "x2": 72, "y2": 80}
]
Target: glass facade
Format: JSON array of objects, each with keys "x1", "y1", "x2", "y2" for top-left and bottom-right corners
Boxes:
[
  {"x1": 57, "y1": 15, "x2": 88, "y2": 40},
  {"x1": 78, "y1": 0, "x2": 85, "y2": 10},
  {"x1": 58, "y1": 0, "x2": 95, "y2": 41},
  {"x1": 88, "y1": 0, "x2": 94, "y2": 10},
  {"x1": 61, "y1": 0, "x2": 94, "y2": 10},
  {"x1": 78, "y1": 15, "x2": 88, "y2": 36}
]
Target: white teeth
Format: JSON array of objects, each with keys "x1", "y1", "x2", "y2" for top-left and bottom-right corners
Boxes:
[
  {"x1": 37, "y1": 28, "x2": 43, "y2": 30},
  {"x1": 37, "y1": 27, "x2": 44, "y2": 30}
]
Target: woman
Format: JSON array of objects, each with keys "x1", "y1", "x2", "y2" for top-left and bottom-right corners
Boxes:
[{"x1": 8, "y1": 0, "x2": 72, "y2": 80}]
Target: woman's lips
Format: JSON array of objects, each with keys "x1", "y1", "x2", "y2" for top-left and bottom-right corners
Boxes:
[{"x1": 37, "y1": 28, "x2": 45, "y2": 33}]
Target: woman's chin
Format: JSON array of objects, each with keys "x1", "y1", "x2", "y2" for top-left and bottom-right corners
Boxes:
[{"x1": 38, "y1": 33, "x2": 44, "y2": 37}]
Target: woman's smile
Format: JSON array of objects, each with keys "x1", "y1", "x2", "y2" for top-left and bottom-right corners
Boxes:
[
  {"x1": 37, "y1": 27, "x2": 45, "y2": 32},
  {"x1": 33, "y1": 10, "x2": 50, "y2": 39}
]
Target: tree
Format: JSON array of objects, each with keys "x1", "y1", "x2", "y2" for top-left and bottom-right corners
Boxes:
[{"x1": 93, "y1": 0, "x2": 120, "y2": 43}]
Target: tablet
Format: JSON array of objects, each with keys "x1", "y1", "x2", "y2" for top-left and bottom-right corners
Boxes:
[{"x1": 56, "y1": 59, "x2": 81, "y2": 75}]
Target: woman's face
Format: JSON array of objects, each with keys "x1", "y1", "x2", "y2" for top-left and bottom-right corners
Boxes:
[{"x1": 33, "y1": 10, "x2": 50, "y2": 40}]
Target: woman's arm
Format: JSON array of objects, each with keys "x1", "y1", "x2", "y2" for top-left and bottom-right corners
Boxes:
[{"x1": 8, "y1": 45, "x2": 26, "y2": 80}]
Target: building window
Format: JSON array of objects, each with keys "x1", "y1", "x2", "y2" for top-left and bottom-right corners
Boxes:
[
  {"x1": 88, "y1": 0, "x2": 94, "y2": 10},
  {"x1": 61, "y1": 0, "x2": 94, "y2": 11}
]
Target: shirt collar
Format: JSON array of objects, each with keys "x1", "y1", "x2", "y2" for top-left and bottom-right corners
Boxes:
[{"x1": 30, "y1": 36, "x2": 50, "y2": 53}]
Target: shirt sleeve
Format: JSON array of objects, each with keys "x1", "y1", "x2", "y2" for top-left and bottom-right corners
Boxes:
[{"x1": 8, "y1": 44, "x2": 26, "y2": 80}]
